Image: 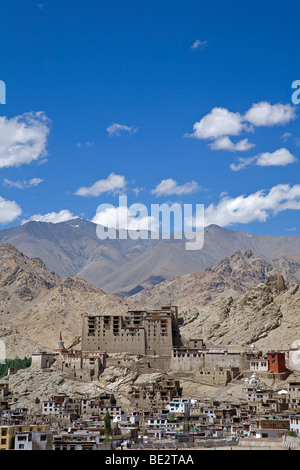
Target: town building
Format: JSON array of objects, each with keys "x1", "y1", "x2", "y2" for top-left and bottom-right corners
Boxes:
[
  {"x1": 81, "y1": 306, "x2": 178, "y2": 356},
  {"x1": 32, "y1": 334, "x2": 106, "y2": 382},
  {"x1": 288, "y1": 381, "x2": 300, "y2": 409},
  {"x1": 0, "y1": 424, "x2": 50, "y2": 450},
  {"x1": 167, "y1": 398, "x2": 191, "y2": 416},
  {"x1": 253, "y1": 418, "x2": 290, "y2": 439},
  {"x1": 0, "y1": 425, "x2": 15, "y2": 450},
  {"x1": 243, "y1": 373, "x2": 269, "y2": 403},
  {"x1": 250, "y1": 358, "x2": 269, "y2": 372},
  {"x1": 289, "y1": 415, "x2": 300, "y2": 436},
  {"x1": 14, "y1": 430, "x2": 53, "y2": 450},
  {"x1": 267, "y1": 352, "x2": 287, "y2": 375},
  {"x1": 128, "y1": 378, "x2": 181, "y2": 411}
]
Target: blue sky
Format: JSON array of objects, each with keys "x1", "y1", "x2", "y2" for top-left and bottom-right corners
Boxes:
[{"x1": 0, "y1": 0, "x2": 300, "y2": 236}]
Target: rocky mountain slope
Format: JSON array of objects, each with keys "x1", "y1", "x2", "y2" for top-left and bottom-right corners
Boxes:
[
  {"x1": 1, "y1": 243, "x2": 300, "y2": 359},
  {"x1": 0, "y1": 245, "x2": 129, "y2": 358},
  {"x1": 2, "y1": 219, "x2": 300, "y2": 295},
  {"x1": 179, "y1": 274, "x2": 300, "y2": 351},
  {"x1": 130, "y1": 249, "x2": 300, "y2": 312},
  {"x1": 0, "y1": 244, "x2": 61, "y2": 318}
]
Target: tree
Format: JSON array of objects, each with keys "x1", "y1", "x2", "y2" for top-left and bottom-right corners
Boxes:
[
  {"x1": 183, "y1": 423, "x2": 189, "y2": 433},
  {"x1": 104, "y1": 411, "x2": 112, "y2": 437},
  {"x1": 0, "y1": 357, "x2": 32, "y2": 379}
]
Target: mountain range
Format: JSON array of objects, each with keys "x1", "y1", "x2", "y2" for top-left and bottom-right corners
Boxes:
[
  {"x1": 0, "y1": 238, "x2": 300, "y2": 358},
  {"x1": 1, "y1": 218, "x2": 300, "y2": 296},
  {"x1": 0, "y1": 242, "x2": 300, "y2": 358}
]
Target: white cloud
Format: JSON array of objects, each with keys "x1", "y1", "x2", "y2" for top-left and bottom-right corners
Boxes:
[
  {"x1": 93, "y1": 184, "x2": 300, "y2": 232},
  {"x1": 75, "y1": 173, "x2": 127, "y2": 197},
  {"x1": 0, "y1": 197, "x2": 22, "y2": 224},
  {"x1": 244, "y1": 102, "x2": 296, "y2": 127},
  {"x1": 230, "y1": 148, "x2": 297, "y2": 171},
  {"x1": 92, "y1": 205, "x2": 158, "y2": 232},
  {"x1": 151, "y1": 178, "x2": 200, "y2": 197},
  {"x1": 4, "y1": 178, "x2": 43, "y2": 189},
  {"x1": 0, "y1": 111, "x2": 50, "y2": 168},
  {"x1": 187, "y1": 101, "x2": 297, "y2": 152},
  {"x1": 256, "y1": 148, "x2": 297, "y2": 167},
  {"x1": 229, "y1": 156, "x2": 256, "y2": 172},
  {"x1": 280, "y1": 132, "x2": 293, "y2": 142},
  {"x1": 22, "y1": 209, "x2": 75, "y2": 225},
  {"x1": 191, "y1": 39, "x2": 208, "y2": 50},
  {"x1": 106, "y1": 123, "x2": 138, "y2": 137},
  {"x1": 209, "y1": 137, "x2": 255, "y2": 152},
  {"x1": 200, "y1": 184, "x2": 300, "y2": 227},
  {"x1": 187, "y1": 107, "x2": 245, "y2": 140}
]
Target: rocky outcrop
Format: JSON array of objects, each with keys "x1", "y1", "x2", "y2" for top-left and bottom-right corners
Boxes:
[
  {"x1": 179, "y1": 274, "x2": 300, "y2": 351},
  {"x1": 130, "y1": 250, "x2": 286, "y2": 312},
  {"x1": 0, "y1": 244, "x2": 61, "y2": 319},
  {"x1": 0, "y1": 245, "x2": 129, "y2": 358}
]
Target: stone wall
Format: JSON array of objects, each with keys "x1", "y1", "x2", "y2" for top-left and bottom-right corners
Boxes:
[
  {"x1": 205, "y1": 352, "x2": 250, "y2": 370},
  {"x1": 31, "y1": 353, "x2": 56, "y2": 370},
  {"x1": 194, "y1": 367, "x2": 240, "y2": 386},
  {"x1": 170, "y1": 350, "x2": 205, "y2": 372}
]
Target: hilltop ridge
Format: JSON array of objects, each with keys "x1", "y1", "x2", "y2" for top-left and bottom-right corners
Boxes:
[{"x1": 1, "y1": 219, "x2": 300, "y2": 295}]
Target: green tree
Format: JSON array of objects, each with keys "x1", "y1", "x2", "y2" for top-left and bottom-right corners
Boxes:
[
  {"x1": 104, "y1": 411, "x2": 112, "y2": 437},
  {"x1": 0, "y1": 357, "x2": 32, "y2": 379},
  {"x1": 183, "y1": 423, "x2": 189, "y2": 433},
  {"x1": 168, "y1": 412, "x2": 176, "y2": 423}
]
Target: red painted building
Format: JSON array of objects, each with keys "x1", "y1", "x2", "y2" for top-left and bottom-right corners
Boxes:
[{"x1": 267, "y1": 352, "x2": 286, "y2": 374}]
